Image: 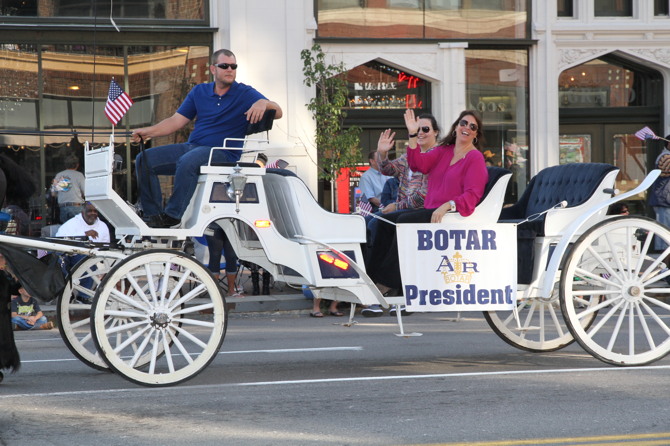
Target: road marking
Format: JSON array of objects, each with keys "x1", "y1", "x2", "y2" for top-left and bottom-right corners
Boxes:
[
  {"x1": 2, "y1": 363, "x2": 669, "y2": 399},
  {"x1": 409, "y1": 432, "x2": 670, "y2": 445}
]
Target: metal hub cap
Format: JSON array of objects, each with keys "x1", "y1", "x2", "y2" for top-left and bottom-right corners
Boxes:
[{"x1": 151, "y1": 312, "x2": 170, "y2": 328}]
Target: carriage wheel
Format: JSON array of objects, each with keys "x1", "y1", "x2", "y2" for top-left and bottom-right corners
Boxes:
[
  {"x1": 57, "y1": 256, "x2": 118, "y2": 371},
  {"x1": 560, "y1": 216, "x2": 670, "y2": 366},
  {"x1": 91, "y1": 249, "x2": 226, "y2": 386},
  {"x1": 483, "y1": 282, "x2": 598, "y2": 352}
]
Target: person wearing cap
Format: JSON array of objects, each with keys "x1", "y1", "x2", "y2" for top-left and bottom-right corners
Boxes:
[{"x1": 650, "y1": 134, "x2": 670, "y2": 260}]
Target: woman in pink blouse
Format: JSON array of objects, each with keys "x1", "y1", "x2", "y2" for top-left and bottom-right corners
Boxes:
[{"x1": 367, "y1": 110, "x2": 489, "y2": 295}]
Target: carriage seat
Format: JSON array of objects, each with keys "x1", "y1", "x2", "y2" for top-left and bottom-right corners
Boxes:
[
  {"x1": 499, "y1": 163, "x2": 618, "y2": 235},
  {"x1": 262, "y1": 172, "x2": 365, "y2": 244},
  {"x1": 499, "y1": 163, "x2": 619, "y2": 283}
]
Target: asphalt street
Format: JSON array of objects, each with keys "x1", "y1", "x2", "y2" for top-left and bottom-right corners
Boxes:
[{"x1": 1, "y1": 312, "x2": 669, "y2": 446}]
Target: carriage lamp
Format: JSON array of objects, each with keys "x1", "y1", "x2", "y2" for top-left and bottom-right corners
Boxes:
[{"x1": 227, "y1": 164, "x2": 248, "y2": 213}]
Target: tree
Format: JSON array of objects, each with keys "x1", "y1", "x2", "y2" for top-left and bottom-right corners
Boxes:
[{"x1": 301, "y1": 44, "x2": 361, "y2": 211}]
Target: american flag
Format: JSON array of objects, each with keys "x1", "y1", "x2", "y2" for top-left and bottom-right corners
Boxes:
[
  {"x1": 356, "y1": 200, "x2": 373, "y2": 216},
  {"x1": 104, "y1": 79, "x2": 133, "y2": 125},
  {"x1": 634, "y1": 126, "x2": 659, "y2": 141},
  {"x1": 266, "y1": 159, "x2": 287, "y2": 169}
]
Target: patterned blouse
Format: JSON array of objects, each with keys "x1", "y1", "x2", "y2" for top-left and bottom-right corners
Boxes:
[{"x1": 375, "y1": 151, "x2": 428, "y2": 210}]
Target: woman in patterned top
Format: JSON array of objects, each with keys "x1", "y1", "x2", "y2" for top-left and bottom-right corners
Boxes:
[{"x1": 365, "y1": 112, "x2": 439, "y2": 251}]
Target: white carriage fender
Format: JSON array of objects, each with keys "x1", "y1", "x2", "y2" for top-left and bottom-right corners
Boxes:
[{"x1": 538, "y1": 169, "x2": 661, "y2": 298}]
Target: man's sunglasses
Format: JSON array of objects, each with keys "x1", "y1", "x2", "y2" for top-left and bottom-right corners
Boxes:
[
  {"x1": 417, "y1": 126, "x2": 432, "y2": 133},
  {"x1": 459, "y1": 119, "x2": 478, "y2": 132},
  {"x1": 215, "y1": 63, "x2": 238, "y2": 70}
]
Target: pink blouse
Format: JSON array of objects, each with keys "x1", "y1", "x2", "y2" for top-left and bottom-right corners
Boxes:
[{"x1": 406, "y1": 144, "x2": 488, "y2": 216}]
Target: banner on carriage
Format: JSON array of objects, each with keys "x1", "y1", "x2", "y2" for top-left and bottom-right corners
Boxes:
[{"x1": 397, "y1": 223, "x2": 517, "y2": 312}]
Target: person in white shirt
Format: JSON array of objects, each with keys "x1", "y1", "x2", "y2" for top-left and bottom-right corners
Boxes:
[
  {"x1": 56, "y1": 202, "x2": 110, "y2": 243},
  {"x1": 55, "y1": 202, "x2": 110, "y2": 304},
  {"x1": 359, "y1": 151, "x2": 391, "y2": 212}
]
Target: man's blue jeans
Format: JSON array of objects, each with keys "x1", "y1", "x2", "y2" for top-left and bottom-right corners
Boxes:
[
  {"x1": 136, "y1": 143, "x2": 240, "y2": 219},
  {"x1": 12, "y1": 316, "x2": 48, "y2": 330},
  {"x1": 60, "y1": 205, "x2": 83, "y2": 223}
]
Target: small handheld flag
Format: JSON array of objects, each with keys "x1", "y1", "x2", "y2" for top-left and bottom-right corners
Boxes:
[
  {"x1": 104, "y1": 78, "x2": 133, "y2": 125},
  {"x1": 355, "y1": 200, "x2": 373, "y2": 216},
  {"x1": 634, "y1": 126, "x2": 670, "y2": 143}
]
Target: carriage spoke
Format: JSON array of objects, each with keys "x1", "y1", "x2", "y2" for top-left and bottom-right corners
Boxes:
[
  {"x1": 129, "y1": 330, "x2": 154, "y2": 368},
  {"x1": 166, "y1": 330, "x2": 194, "y2": 365},
  {"x1": 172, "y1": 324, "x2": 209, "y2": 349},
  {"x1": 635, "y1": 302, "x2": 656, "y2": 351}
]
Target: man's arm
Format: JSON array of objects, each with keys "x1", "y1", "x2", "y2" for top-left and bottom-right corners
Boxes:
[
  {"x1": 131, "y1": 113, "x2": 191, "y2": 142},
  {"x1": 244, "y1": 100, "x2": 283, "y2": 124}
]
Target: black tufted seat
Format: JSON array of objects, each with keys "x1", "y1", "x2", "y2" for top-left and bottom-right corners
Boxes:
[{"x1": 500, "y1": 163, "x2": 619, "y2": 283}]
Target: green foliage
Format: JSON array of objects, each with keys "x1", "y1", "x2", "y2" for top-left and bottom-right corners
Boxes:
[{"x1": 301, "y1": 44, "x2": 361, "y2": 182}]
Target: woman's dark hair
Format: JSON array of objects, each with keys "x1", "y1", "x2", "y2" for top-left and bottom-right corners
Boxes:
[
  {"x1": 416, "y1": 113, "x2": 440, "y2": 137},
  {"x1": 438, "y1": 110, "x2": 485, "y2": 150}
]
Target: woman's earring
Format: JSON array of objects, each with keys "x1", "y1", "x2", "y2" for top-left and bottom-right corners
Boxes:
[
  {"x1": 452, "y1": 131, "x2": 457, "y2": 137},
  {"x1": 473, "y1": 137, "x2": 478, "y2": 144}
]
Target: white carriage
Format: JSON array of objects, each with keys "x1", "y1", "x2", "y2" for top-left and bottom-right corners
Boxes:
[{"x1": 3, "y1": 137, "x2": 670, "y2": 386}]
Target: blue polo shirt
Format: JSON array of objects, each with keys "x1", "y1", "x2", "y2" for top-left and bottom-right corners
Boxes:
[{"x1": 177, "y1": 81, "x2": 267, "y2": 148}]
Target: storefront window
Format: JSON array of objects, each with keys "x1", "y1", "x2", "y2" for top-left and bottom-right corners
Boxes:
[
  {"x1": 0, "y1": 0, "x2": 206, "y2": 21},
  {"x1": 559, "y1": 57, "x2": 662, "y2": 108},
  {"x1": 0, "y1": 44, "x2": 210, "y2": 217},
  {"x1": 317, "y1": 0, "x2": 528, "y2": 39},
  {"x1": 344, "y1": 61, "x2": 429, "y2": 111},
  {"x1": 466, "y1": 49, "x2": 529, "y2": 202}
]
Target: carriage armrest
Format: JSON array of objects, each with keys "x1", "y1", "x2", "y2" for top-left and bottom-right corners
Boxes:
[{"x1": 440, "y1": 167, "x2": 511, "y2": 225}]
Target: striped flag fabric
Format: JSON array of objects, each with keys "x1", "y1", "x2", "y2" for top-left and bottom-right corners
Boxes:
[
  {"x1": 634, "y1": 126, "x2": 659, "y2": 141},
  {"x1": 104, "y1": 78, "x2": 134, "y2": 125},
  {"x1": 265, "y1": 159, "x2": 288, "y2": 169},
  {"x1": 356, "y1": 199, "x2": 373, "y2": 216}
]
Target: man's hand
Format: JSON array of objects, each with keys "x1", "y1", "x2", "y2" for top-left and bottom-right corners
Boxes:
[
  {"x1": 382, "y1": 203, "x2": 397, "y2": 214},
  {"x1": 131, "y1": 128, "x2": 148, "y2": 143},
  {"x1": 244, "y1": 99, "x2": 269, "y2": 124},
  {"x1": 85, "y1": 229, "x2": 100, "y2": 240}
]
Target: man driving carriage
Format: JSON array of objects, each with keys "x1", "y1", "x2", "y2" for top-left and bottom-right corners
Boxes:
[{"x1": 131, "y1": 49, "x2": 283, "y2": 229}]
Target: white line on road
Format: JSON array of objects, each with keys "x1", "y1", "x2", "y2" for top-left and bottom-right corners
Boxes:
[{"x1": 2, "y1": 364, "x2": 670, "y2": 400}]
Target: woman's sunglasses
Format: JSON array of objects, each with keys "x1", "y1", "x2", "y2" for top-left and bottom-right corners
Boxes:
[
  {"x1": 459, "y1": 119, "x2": 478, "y2": 132},
  {"x1": 215, "y1": 63, "x2": 238, "y2": 70},
  {"x1": 417, "y1": 126, "x2": 432, "y2": 133}
]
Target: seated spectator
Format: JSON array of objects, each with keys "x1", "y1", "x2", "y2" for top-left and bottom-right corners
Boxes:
[
  {"x1": 55, "y1": 202, "x2": 110, "y2": 304},
  {"x1": 56, "y1": 202, "x2": 110, "y2": 243},
  {"x1": 608, "y1": 202, "x2": 629, "y2": 215},
  {"x1": 11, "y1": 286, "x2": 53, "y2": 330},
  {"x1": 380, "y1": 177, "x2": 399, "y2": 208},
  {"x1": 359, "y1": 151, "x2": 391, "y2": 213}
]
